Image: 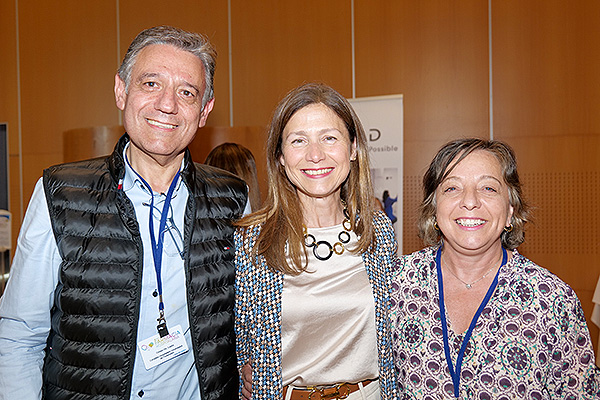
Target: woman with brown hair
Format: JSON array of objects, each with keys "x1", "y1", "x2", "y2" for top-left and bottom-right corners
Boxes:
[
  {"x1": 235, "y1": 83, "x2": 398, "y2": 399},
  {"x1": 392, "y1": 138, "x2": 598, "y2": 399},
  {"x1": 205, "y1": 142, "x2": 262, "y2": 212}
]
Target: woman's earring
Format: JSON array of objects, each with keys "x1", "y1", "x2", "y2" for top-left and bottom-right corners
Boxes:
[
  {"x1": 504, "y1": 224, "x2": 514, "y2": 232},
  {"x1": 434, "y1": 220, "x2": 440, "y2": 231}
]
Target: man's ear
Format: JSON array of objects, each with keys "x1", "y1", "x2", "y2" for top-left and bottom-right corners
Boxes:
[
  {"x1": 198, "y1": 98, "x2": 215, "y2": 128},
  {"x1": 114, "y1": 74, "x2": 127, "y2": 111}
]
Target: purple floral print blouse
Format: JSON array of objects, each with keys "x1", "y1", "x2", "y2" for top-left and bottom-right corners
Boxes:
[{"x1": 391, "y1": 247, "x2": 599, "y2": 399}]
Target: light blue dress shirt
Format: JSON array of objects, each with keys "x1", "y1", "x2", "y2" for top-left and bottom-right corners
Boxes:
[{"x1": 0, "y1": 149, "x2": 227, "y2": 399}]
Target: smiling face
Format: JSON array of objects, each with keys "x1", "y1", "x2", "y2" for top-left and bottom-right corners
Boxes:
[
  {"x1": 279, "y1": 103, "x2": 357, "y2": 206},
  {"x1": 114, "y1": 44, "x2": 214, "y2": 168},
  {"x1": 435, "y1": 150, "x2": 514, "y2": 256}
]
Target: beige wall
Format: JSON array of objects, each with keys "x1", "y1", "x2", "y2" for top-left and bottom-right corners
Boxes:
[{"x1": 1, "y1": 0, "x2": 599, "y2": 347}]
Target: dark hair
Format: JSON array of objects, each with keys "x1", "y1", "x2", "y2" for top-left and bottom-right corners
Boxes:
[
  {"x1": 205, "y1": 143, "x2": 261, "y2": 211},
  {"x1": 117, "y1": 25, "x2": 216, "y2": 107},
  {"x1": 238, "y1": 82, "x2": 375, "y2": 274},
  {"x1": 419, "y1": 138, "x2": 530, "y2": 249}
]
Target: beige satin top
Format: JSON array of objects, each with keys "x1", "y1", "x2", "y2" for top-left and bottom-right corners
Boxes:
[{"x1": 281, "y1": 224, "x2": 379, "y2": 386}]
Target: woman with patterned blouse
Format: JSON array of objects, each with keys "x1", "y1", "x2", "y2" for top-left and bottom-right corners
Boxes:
[
  {"x1": 392, "y1": 138, "x2": 599, "y2": 399},
  {"x1": 235, "y1": 83, "x2": 398, "y2": 399}
]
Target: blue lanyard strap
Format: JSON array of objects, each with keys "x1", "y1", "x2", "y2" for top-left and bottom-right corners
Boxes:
[
  {"x1": 123, "y1": 152, "x2": 181, "y2": 333},
  {"x1": 436, "y1": 246, "x2": 508, "y2": 398},
  {"x1": 146, "y1": 171, "x2": 180, "y2": 312}
]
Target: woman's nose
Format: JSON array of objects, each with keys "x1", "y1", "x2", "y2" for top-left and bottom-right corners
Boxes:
[
  {"x1": 460, "y1": 187, "x2": 481, "y2": 210},
  {"x1": 306, "y1": 142, "x2": 325, "y2": 162}
]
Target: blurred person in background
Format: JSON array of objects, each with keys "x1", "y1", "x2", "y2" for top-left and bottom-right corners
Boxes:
[
  {"x1": 382, "y1": 190, "x2": 397, "y2": 224},
  {"x1": 205, "y1": 142, "x2": 262, "y2": 212}
]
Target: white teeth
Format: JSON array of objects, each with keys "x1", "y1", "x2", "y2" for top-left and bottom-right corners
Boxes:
[
  {"x1": 456, "y1": 218, "x2": 485, "y2": 227},
  {"x1": 147, "y1": 119, "x2": 177, "y2": 129},
  {"x1": 304, "y1": 168, "x2": 333, "y2": 176}
]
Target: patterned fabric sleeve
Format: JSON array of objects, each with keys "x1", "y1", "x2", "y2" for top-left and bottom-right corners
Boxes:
[
  {"x1": 370, "y1": 211, "x2": 401, "y2": 399},
  {"x1": 542, "y1": 279, "x2": 600, "y2": 398},
  {"x1": 234, "y1": 227, "x2": 252, "y2": 376},
  {"x1": 389, "y1": 254, "x2": 405, "y2": 335},
  {"x1": 372, "y1": 211, "x2": 398, "y2": 257}
]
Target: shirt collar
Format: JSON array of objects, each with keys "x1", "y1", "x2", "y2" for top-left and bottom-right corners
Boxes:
[{"x1": 121, "y1": 142, "x2": 185, "y2": 196}]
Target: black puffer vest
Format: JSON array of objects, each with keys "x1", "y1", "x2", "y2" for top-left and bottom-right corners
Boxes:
[{"x1": 42, "y1": 135, "x2": 246, "y2": 399}]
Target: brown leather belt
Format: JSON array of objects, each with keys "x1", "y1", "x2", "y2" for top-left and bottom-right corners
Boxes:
[{"x1": 282, "y1": 379, "x2": 375, "y2": 400}]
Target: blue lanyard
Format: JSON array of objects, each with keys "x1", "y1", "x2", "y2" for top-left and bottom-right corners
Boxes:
[
  {"x1": 436, "y1": 246, "x2": 507, "y2": 398},
  {"x1": 146, "y1": 172, "x2": 180, "y2": 311},
  {"x1": 124, "y1": 153, "x2": 181, "y2": 336}
]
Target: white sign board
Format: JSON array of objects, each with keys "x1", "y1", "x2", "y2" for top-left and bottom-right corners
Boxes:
[{"x1": 349, "y1": 95, "x2": 403, "y2": 251}]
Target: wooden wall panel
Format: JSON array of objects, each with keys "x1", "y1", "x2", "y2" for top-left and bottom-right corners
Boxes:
[
  {"x1": 63, "y1": 126, "x2": 124, "y2": 163},
  {"x1": 230, "y1": 0, "x2": 353, "y2": 127},
  {"x1": 0, "y1": 0, "x2": 18, "y2": 149},
  {"x1": 355, "y1": 0, "x2": 490, "y2": 147},
  {"x1": 493, "y1": 1, "x2": 600, "y2": 354},
  {"x1": 355, "y1": 0, "x2": 490, "y2": 253},
  {"x1": 18, "y1": 1, "x2": 119, "y2": 201},
  {"x1": 118, "y1": 0, "x2": 230, "y2": 127},
  {"x1": 493, "y1": 1, "x2": 600, "y2": 139},
  {"x1": 4, "y1": 0, "x2": 599, "y2": 350},
  {"x1": 0, "y1": 0, "x2": 20, "y2": 249}
]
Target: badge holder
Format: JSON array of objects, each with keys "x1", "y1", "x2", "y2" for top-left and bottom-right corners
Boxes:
[{"x1": 157, "y1": 308, "x2": 169, "y2": 338}]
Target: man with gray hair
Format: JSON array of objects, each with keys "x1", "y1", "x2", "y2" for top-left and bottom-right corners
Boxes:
[{"x1": 0, "y1": 26, "x2": 247, "y2": 399}]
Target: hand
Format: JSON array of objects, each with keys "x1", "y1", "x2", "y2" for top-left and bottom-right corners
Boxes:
[{"x1": 241, "y1": 363, "x2": 252, "y2": 399}]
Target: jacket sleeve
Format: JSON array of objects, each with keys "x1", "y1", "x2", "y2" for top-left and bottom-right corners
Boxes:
[
  {"x1": 0, "y1": 179, "x2": 61, "y2": 400},
  {"x1": 374, "y1": 210, "x2": 398, "y2": 262},
  {"x1": 234, "y1": 227, "x2": 252, "y2": 372},
  {"x1": 371, "y1": 211, "x2": 401, "y2": 399}
]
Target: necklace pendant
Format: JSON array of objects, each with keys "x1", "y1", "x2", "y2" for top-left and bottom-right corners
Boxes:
[
  {"x1": 465, "y1": 284, "x2": 472, "y2": 289},
  {"x1": 302, "y1": 209, "x2": 352, "y2": 261}
]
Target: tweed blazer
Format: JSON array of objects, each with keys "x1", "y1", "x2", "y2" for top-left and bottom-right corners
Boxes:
[{"x1": 234, "y1": 211, "x2": 399, "y2": 399}]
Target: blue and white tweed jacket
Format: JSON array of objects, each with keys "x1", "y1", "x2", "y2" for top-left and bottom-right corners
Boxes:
[{"x1": 234, "y1": 211, "x2": 399, "y2": 399}]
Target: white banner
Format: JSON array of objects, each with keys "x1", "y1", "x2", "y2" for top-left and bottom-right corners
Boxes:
[{"x1": 349, "y1": 95, "x2": 403, "y2": 250}]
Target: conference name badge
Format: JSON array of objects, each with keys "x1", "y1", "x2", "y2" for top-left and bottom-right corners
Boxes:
[{"x1": 137, "y1": 324, "x2": 189, "y2": 369}]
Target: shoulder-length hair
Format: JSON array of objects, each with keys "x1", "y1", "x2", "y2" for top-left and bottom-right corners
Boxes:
[
  {"x1": 418, "y1": 138, "x2": 530, "y2": 250},
  {"x1": 237, "y1": 82, "x2": 375, "y2": 275},
  {"x1": 205, "y1": 142, "x2": 262, "y2": 212}
]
